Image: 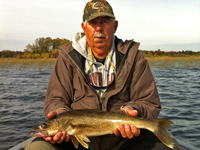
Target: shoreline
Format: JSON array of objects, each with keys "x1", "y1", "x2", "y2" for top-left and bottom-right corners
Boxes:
[
  {"x1": 146, "y1": 56, "x2": 200, "y2": 59},
  {"x1": 0, "y1": 56, "x2": 200, "y2": 61},
  {"x1": 0, "y1": 58, "x2": 57, "y2": 63}
]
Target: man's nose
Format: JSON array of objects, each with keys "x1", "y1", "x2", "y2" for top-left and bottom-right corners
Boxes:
[{"x1": 95, "y1": 23, "x2": 103, "y2": 31}]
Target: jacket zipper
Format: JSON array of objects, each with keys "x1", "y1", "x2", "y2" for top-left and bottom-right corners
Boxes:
[
  {"x1": 100, "y1": 40, "x2": 134, "y2": 105},
  {"x1": 62, "y1": 49, "x2": 102, "y2": 109},
  {"x1": 116, "y1": 40, "x2": 134, "y2": 79}
]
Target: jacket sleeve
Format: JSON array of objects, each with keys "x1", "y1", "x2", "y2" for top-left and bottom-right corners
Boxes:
[
  {"x1": 125, "y1": 51, "x2": 161, "y2": 119},
  {"x1": 44, "y1": 53, "x2": 74, "y2": 118}
]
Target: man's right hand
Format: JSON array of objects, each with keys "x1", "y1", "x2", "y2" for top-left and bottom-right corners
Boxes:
[{"x1": 43, "y1": 110, "x2": 71, "y2": 144}]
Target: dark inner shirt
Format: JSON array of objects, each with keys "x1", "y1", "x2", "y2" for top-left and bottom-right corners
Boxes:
[{"x1": 94, "y1": 56, "x2": 106, "y2": 64}]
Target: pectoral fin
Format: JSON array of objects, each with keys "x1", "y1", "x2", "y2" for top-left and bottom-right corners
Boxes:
[
  {"x1": 66, "y1": 124, "x2": 94, "y2": 135},
  {"x1": 74, "y1": 135, "x2": 90, "y2": 149}
]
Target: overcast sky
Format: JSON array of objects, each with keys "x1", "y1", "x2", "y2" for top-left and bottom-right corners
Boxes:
[{"x1": 0, "y1": 0, "x2": 200, "y2": 51}]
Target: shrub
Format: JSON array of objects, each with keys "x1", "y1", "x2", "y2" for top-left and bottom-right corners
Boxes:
[
  {"x1": 34, "y1": 53, "x2": 41, "y2": 59},
  {"x1": 26, "y1": 53, "x2": 32, "y2": 59},
  {"x1": 41, "y1": 53, "x2": 50, "y2": 59},
  {"x1": 16, "y1": 55, "x2": 22, "y2": 59}
]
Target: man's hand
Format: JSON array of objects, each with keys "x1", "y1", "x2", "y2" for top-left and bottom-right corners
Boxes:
[
  {"x1": 113, "y1": 107, "x2": 140, "y2": 139},
  {"x1": 44, "y1": 110, "x2": 71, "y2": 144}
]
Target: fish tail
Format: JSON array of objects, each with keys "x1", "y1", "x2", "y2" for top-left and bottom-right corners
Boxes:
[{"x1": 152, "y1": 119, "x2": 180, "y2": 150}]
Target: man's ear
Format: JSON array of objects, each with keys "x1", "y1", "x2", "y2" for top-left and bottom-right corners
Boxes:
[
  {"x1": 114, "y1": 20, "x2": 118, "y2": 33},
  {"x1": 81, "y1": 22, "x2": 86, "y2": 33}
]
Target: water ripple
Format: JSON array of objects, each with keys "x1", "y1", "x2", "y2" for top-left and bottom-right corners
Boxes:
[{"x1": 0, "y1": 60, "x2": 200, "y2": 149}]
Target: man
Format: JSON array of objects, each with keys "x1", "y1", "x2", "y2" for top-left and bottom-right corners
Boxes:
[{"x1": 24, "y1": 0, "x2": 171, "y2": 150}]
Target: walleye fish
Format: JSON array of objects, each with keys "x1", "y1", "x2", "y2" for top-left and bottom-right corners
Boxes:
[{"x1": 31, "y1": 110, "x2": 180, "y2": 150}]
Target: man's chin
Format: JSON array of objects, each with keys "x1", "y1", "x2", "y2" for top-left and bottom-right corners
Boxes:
[{"x1": 94, "y1": 43, "x2": 107, "y2": 49}]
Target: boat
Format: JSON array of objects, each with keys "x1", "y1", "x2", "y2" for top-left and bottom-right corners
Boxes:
[{"x1": 9, "y1": 137, "x2": 199, "y2": 150}]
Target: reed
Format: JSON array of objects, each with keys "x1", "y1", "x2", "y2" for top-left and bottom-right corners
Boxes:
[
  {"x1": 0, "y1": 58, "x2": 56, "y2": 70},
  {"x1": 0, "y1": 57, "x2": 200, "y2": 70},
  {"x1": 147, "y1": 57, "x2": 200, "y2": 69}
]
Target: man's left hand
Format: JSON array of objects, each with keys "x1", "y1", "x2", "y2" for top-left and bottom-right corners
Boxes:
[{"x1": 113, "y1": 107, "x2": 140, "y2": 139}]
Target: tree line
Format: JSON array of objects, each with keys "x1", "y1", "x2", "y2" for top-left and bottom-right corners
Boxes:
[
  {"x1": 0, "y1": 37, "x2": 70, "y2": 59},
  {"x1": 141, "y1": 49, "x2": 200, "y2": 57},
  {"x1": 0, "y1": 38, "x2": 200, "y2": 58}
]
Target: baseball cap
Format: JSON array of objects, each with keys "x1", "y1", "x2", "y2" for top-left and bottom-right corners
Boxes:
[{"x1": 83, "y1": 0, "x2": 115, "y2": 22}]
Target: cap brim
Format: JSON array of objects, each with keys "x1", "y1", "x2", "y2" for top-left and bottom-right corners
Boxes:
[{"x1": 86, "y1": 12, "x2": 115, "y2": 22}]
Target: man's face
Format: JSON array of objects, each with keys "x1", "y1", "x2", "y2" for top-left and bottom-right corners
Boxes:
[{"x1": 81, "y1": 17, "x2": 118, "y2": 58}]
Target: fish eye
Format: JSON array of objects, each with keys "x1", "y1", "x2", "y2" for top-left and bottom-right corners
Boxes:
[{"x1": 40, "y1": 123, "x2": 48, "y2": 129}]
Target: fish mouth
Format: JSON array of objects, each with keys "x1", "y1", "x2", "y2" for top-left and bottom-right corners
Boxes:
[
  {"x1": 31, "y1": 130, "x2": 48, "y2": 137},
  {"x1": 31, "y1": 126, "x2": 42, "y2": 132},
  {"x1": 31, "y1": 127, "x2": 48, "y2": 137}
]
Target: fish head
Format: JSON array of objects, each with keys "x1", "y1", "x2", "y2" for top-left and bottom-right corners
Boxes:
[{"x1": 31, "y1": 118, "x2": 59, "y2": 137}]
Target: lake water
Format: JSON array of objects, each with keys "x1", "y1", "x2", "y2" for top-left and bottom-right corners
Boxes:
[{"x1": 0, "y1": 58, "x2": 200, "y2": 150}]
